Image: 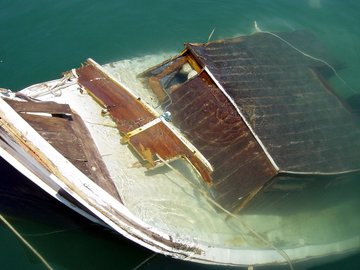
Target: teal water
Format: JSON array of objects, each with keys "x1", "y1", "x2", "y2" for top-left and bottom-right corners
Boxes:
[{"x1": 1, "y1": 0, "x2": 360, "y2": 269}]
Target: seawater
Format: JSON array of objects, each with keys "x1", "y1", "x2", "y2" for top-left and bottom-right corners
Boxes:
[{"x1": 1, "y1": 0, "x2": 360, "y2": 269}]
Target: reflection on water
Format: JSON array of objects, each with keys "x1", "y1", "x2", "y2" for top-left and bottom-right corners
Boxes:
[
  {"x1": 0, "y1": 156, "x2": 153, "y2": 270},
  {"x1": 1, "y1": 156, "x2": 360, "y2": 270}
]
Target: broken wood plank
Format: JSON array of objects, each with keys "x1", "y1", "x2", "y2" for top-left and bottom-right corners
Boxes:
[
  {"x1": 77, "y1": 60, "x2": 213, "y2": 184},
  {"x1": 127, "y1": 120, "x2": 212, "y2": 184},
  {"x1": 77, "y1": 61, "x2": 156, "y2": 134}
]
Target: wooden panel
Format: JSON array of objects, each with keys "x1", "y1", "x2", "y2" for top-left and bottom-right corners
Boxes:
[
  {"x1": 77, "y1": 60, "x2": 213, "y2": 184},
  {"x1": 5, "y1": 99, "x2": 72, "y2": 114},
  {"x1": 14, "y1": 114, "x2": 86, "y2": 164},
  {"x1": 147, "y1": 56, "x2": 188, "y2": 102},
  {"x1": 128, "y1": 121, "x2": 212, "y2": 184},
  {"x1": 168, "y1": 71, "x2": 277, "y2": 211},
  {"x1": 77, "y1": 63, "x2": 156, "y2": 134},
  {"x1": 187, "y1": 31, "x2": 360, "y2": 173},
  {"x1": 140, "y1": 51, "x2": 203, "y2": 103},
  {"x1": 5, "y1": 99, "x2": 121, "y2": 201}
]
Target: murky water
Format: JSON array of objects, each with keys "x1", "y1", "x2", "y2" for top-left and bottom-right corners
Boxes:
[{"x1": 1, "y1": 0, "x2": 360, "y2": 269}]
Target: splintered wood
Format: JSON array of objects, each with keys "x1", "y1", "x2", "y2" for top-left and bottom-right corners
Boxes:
[{"x1": 76, "y1": 60, "x2": 212, "y2": 183}]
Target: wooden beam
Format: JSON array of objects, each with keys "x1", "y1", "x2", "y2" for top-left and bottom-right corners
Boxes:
[{"x1": 76, "y1": 60, "x2": 213, "y2": 184}]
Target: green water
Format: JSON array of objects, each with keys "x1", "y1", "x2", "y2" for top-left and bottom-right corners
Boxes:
[{"x1": 1, "y1": 0, "x2": 360, "y2": 269}]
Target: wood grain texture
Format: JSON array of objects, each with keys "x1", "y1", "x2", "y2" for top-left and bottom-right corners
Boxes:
[
  {"x1": 4, "y1": 99, "x2": 72, "y2": 114},
  {"x1": 168, "y1": 71, "x2": 276, "y2": 211},
  {"x1": 186, "y1": 31, "x2": 360, "y2": 173},
  {"x1": 5, "y1": 99, "x2": 121, "y2": 201},
  {"x1": 127, "y1": 121, "x2": 213, "y2": 184},
  {"x1": 77, "y1": 61, "x2": 213, "y2": 184},
  {"x1": 77, "y1": 63, "x2": 156, "y2": 134}
]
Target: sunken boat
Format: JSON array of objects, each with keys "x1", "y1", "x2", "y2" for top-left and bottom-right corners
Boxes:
[{"x1": 1, "y1": 30, "x2": 360, "y2": 267}]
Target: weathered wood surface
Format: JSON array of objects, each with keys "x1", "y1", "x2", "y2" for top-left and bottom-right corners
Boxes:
[
  {"x1": 77, "y1": 63, "x2": 156, "y2": 134},
  {"x1": 4, "y1": 99, "x2": 121, "y2": 201},
  {"x1": 5, "y1": 99, "x2": 72, "y2": 114},
  {"x1": 128, "y1": 121, "x2": 212, "y2": 183},
  {"x1": 77, "y1": 61, "x2": 213, "y2": 184},
  {"x1": 169, "y1": 71, "x2": 277, "y2": 211},
  {"x1": 187, "y1": 31, "x2": 360, "y2": 173},
  {"x1": 140, "y1": 52, "x2": 203, "y2": 102},
  {"x1": 146, "y1": 56, "x2": 188, "y2": 102}
]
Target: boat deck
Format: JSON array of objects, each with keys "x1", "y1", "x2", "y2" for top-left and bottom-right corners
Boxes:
[{"x1": 3, "y1": 98, "x2": 121, "y2": 201}]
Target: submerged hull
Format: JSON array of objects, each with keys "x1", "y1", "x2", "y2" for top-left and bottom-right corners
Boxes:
[
  {"x1": 1, "y1": 35, "x2": 360, "y2": 267},
  {"x1": 0, "y1": 155, "x2": 94, "y2": 226}
]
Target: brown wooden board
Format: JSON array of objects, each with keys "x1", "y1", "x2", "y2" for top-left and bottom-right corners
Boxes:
[
  {"x1": 127, "y1": 121, "x2": 212, "y2": 184},
  {"x1": 77, "y1": 63, "x2": 156, "y2": 134},
  {"x1": 186, "y1": 31, "x2": 360, "y2": 173},
  {"x1": 139, "y1": 51, "x2": 203, "y2": 103},
  {"x1": 70, "y1": 111, "x2": 121, "y2": 201},
  {"x1": 146, "y1": 56, "x2": 188, "y2": 102},
  {"x1": 20, "y1": 113, "x2": 87, "y2": 162},
  {"x1": 4, "y1": 99, "x2": 121, "y2": 201},
  {"x1": 4, "y1": 99, "x2": 72, "y2": 114},
  {"x1": 77, "y1": 61, "x2": 213, "y2": 183},
  {"x1": 168, "y1": 71, "x2": 277, "y2": 211}
]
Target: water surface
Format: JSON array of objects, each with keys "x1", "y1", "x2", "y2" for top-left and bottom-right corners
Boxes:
[{"x1": 1, "y1": 0, "x2": 360, "y2": 269}]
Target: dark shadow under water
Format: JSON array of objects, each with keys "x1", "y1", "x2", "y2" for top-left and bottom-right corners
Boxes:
[{"x1": 1, "y1": 155, "x2": 360, "y2": 270}]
